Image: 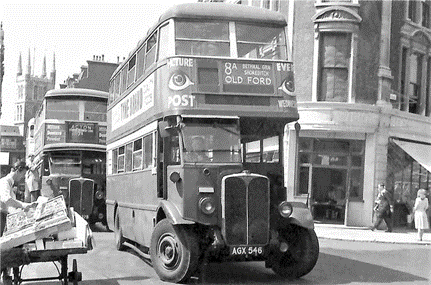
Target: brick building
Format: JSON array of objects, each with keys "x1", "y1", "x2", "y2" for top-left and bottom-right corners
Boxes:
[{"x1": 59, "y1": 55, "x2": 119, "y2": 92}]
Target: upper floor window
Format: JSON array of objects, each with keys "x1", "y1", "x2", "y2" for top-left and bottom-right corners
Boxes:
[
  {"x1": 399, "y1": 32, "x2": 431, "y2": 116},
  {"x1": 408, "y1": 0, "x2": 431, "y2": 28},
  {"x1": 318, "y1": 33, "x2": 351, "y2": 102}
]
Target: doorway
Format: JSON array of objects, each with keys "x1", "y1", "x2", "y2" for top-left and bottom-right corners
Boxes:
[{"x1": 311, "y1": 168, "x2": 347, "y2": 223}]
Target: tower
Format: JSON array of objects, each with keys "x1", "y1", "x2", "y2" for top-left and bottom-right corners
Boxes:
[{"x1": 15, "y1": 50, "x2": 56, "y2": 137}]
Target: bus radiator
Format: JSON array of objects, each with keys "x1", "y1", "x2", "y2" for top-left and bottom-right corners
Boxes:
[{"x1": 223, "y1": 174, "x2": 269, "y2": 245}]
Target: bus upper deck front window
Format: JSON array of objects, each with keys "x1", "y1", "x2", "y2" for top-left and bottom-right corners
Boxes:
[
  {"x1": 236, "y1": 23, "x2": 287, "y2": 60},
  {"x1": 175, "y1": 21, "x2": 230, "y2": 57},
  {"x1": 181, "y1": 119, "x2": 241, "y2": 163}
]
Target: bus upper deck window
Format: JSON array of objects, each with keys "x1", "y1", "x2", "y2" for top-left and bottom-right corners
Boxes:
[
  {"x1": 175, "y1": 21, "x2": 230, "y2": 57},
  {"x1": 236, "y1": 23, "x2": 287, "y2": 60}
]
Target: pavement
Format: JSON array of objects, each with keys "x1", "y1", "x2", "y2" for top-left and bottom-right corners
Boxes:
[{"x1": 314, "y1": 223, "x2": 431, "y2": 245}]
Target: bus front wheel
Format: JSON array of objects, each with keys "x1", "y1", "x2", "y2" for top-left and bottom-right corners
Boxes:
[
  {"x1": 114, "y1": 211, "x2": 126, "y2": 251},
  {"x1": 270, "y1": 225, "x2": 319, "y2": 279},
  {"x1": 150, "y1": 219, "x2": 199, "y2": 283}
]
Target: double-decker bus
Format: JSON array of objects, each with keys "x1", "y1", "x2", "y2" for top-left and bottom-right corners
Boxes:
[
  {"x1": 29, "y1": 88, "x2": 108, "y2": 226},
  {"x1": 106, "y1": 3, "x2": 318, "y2": 282}
]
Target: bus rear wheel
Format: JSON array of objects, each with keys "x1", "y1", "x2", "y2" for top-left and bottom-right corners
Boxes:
[
  {"x1": 150, "y1": 219, "x2": 199, "y2": 283},
  {"x1": 114, "y1": 211, "x2": 126, "y2": 251},
  {"x1": 270, "y1": 225, "x2": 319, "y2": 279}
]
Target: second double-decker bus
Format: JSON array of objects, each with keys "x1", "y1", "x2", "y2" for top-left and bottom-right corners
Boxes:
[
  {"x1": 29, "y1": 88, "x2": 108, "y2": 226},
  {"x1": 106, "y1": 3, "x2": 318, "y2": 283}
]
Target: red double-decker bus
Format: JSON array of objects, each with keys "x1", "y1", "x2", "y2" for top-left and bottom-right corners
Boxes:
[
  {"x1": 28, "y1": 88, "x2": 108, "y2": 226},
  {"x1": 106, "y1": 3, "x2": 318, "y2": 283}
]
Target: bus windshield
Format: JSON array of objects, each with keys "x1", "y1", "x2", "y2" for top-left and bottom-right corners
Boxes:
[
  {"x1": 49, "y1": 152, "x2": 81, "y2": 175},
  {"x1": 175, "y1": 20, "x2": 287, "y2": 60},
  {"x1": 181, "y1": 119, "x2": 241, "y2": 163}
]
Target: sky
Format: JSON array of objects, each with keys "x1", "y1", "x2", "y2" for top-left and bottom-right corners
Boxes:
[{"x1": 0, "y1": 1, "x2": 193, "y2": 125}]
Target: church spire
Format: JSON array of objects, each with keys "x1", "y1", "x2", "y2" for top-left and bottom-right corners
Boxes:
[
  {"x1": 42, "y1": 54, "x2": 47, "y2": 78},
  {"x1": 17, "y1": 52, "x2": 22, "y2": 76},
  {"x1": 50, "y1": 52, "x2": 56, "y2": 86},
  {"x1": 26, "y1": 48, "x2": 31, "y2": 75}
]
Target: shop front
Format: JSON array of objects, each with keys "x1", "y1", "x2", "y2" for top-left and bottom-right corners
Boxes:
[
  {"x1": 297, "y1": 137, "x2": 365, "y2": 224},
  {"x1": 386, "y1": 139, "x2": 431, "y2": 227}
]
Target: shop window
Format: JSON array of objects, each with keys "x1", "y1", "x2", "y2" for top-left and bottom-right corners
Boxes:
[{"x1": 297, "y1": 137, "x2": 364, "y2": 200}]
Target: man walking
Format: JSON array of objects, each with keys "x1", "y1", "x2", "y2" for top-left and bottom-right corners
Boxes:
[{"x1": 370, "y1": 183, "x2": 393, "y2": 232}]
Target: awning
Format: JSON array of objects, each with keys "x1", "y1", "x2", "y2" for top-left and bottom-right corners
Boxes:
[{"x1": 393, "y1": 139, "x2": 431, "y2": 173}]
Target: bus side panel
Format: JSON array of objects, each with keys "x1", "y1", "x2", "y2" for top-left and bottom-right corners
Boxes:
[
  {"x1": 132, "y1": 169, "x2": 159, "y2": 247},
  {"x1": 107, "y1": 173, "x2": 135, "y2": 240}
]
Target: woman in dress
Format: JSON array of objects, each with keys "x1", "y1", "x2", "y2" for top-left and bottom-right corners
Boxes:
[{"x1": 413, "y1": 189, "x2": 429, "y2": 241}]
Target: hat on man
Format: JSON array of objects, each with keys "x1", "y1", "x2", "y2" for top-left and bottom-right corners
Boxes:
[{"x1": 417, "y1": 189, "x2": 428, "y2": 196}]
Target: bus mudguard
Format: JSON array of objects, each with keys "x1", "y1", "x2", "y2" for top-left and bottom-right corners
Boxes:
[
  {"x1": 286, "y1": 202, "x2": 314, "y2": 230},
  {"x1": 157, "y1": 200, "x2": 195, "y2": 225}
]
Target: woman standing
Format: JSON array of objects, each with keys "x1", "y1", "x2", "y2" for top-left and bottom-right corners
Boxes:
[{"x1": 413, "y1": 189, "x2": 429, "y2": 241}]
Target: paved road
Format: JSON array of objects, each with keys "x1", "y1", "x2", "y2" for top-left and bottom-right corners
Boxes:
[{"x1": 16, "y1": 228, "x2": 431, "y2": 285}]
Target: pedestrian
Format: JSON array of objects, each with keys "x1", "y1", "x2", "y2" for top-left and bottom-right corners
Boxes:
[
  {"x1": 0, "y1": 160, "x2": 34, "y2": 284},
  {"x1": 413, "y1": 189, "x2": 429, "y2": 241},
  {"x1": 370, "y1": 183, "x2": 393, "y2": 232},
  {"x1": 24, "y1": 154, "x2": 40, "y2": 202}
]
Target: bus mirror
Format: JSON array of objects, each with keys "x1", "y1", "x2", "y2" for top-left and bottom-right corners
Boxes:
[{"x1": 158, "y1": 121, "x2": 175, "y2": 138}]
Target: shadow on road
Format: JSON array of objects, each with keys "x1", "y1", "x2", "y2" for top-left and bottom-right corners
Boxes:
[{"x1": 191, "y1": 252, "x2": 428, "y2": 284}]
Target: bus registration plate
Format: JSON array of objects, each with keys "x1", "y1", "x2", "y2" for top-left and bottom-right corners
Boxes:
[{"x1": 230, "y1": 246, "x2": 264, "y2": 256}]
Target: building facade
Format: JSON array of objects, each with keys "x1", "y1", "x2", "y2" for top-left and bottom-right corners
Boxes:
[
  {"x1": 0, "y1": 124, "x2": 25, "y2": 177},
  {"x1": 214, "y1": 0, "x2": 431, "y2": 227},
  {"x1": 15, "y1": 50, "x2": 56, "y2": 138},
  {"x1": 59, "y1": 55, "x2": 119, "y2": 92},
  {"x1": 1, "y1": 22, "x2": 4, "y2": 119}
]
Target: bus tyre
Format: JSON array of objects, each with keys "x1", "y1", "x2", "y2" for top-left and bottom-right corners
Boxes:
[
  {"x1": 150, "y1": 219, "x2": 199, "y2": 283},
  {"x1": 270, "y1": 226, "x2": 319, "y2": 279},
  {"x1": 114, "y1": 211, "x2": 126, "y2": 251}
]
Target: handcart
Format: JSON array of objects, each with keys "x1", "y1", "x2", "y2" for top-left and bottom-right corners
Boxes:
[
  {"x1": 1, "y1": 196, "x2": 93, "y2": 285},
  {"x1": 1, "y1": 246, "x2": 88, "y2": 285}
]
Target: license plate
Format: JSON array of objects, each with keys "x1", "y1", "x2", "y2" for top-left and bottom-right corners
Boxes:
[{"x1": 230, "y1": 246, "x2": 264, "y2": 256}]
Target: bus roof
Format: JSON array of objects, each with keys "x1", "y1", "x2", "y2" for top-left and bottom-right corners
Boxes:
[
  {"x1": 45, "y1": 88, "x2": 108, "y2": 100},
  {"x1": 113, "y1": 3, "x2": 287, "y2": 78},
  {"x1": 157, "y1": 3, "x2": 287, "y2": 26}
]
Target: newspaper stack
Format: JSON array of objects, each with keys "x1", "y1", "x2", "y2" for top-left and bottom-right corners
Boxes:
[{"x1": 0, "y1": 196, "x2": 72, "y2": 250}]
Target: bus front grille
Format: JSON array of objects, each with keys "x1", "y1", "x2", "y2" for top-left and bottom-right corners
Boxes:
[
  {"x1": 222, "y1": 174, "x2": 269, "y2": 245},
  {"x1": 69, "y1": 178, "x2": 94, "y2": 216}
]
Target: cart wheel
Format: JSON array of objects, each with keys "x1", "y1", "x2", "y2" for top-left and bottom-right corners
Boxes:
[{"x1": 68, "y1": 259, "x2": 82, "y2": 285}]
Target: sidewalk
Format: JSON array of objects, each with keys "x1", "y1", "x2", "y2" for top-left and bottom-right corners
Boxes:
[{"x1": 314, "y1": 223, "x2": 431, "y2": 245}]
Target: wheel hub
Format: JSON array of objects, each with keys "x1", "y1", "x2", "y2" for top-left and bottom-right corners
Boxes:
[{"x1": 158, "y1": 235, "x2": 179, "y2": 268}]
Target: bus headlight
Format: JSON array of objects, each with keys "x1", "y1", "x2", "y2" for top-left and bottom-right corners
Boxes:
[
  {"x1": 278, "y1": 201, "x2": 293, "y2": 218},
  {"x1": 199, "y1": 197, "x2": 216, "y2": 215},
  {"x1": 95, "y1": 190, "x2": 104, "y2": 200}
]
